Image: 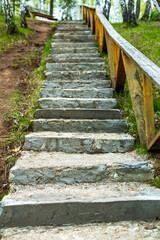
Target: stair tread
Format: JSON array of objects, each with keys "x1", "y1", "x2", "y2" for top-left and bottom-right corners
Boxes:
[
  {"x1": 25, "y1": 131, "x2": 134, "y2": 140},
  {"x1": 1, "y1": 222, "x2": 160, "y2": 239},
  {"x1": 11, "y1": 151, "x2": 153, "y2": 170},
  {"x1": 3, "y1": 183, "x2": 160, "y2": 204}
]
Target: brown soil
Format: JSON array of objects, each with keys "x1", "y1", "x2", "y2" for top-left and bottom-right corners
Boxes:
[{"x1": 0, "y1": 19, "x2": 56, "y2": 198}]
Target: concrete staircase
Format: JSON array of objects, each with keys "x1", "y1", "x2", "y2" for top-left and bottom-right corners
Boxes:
[{"x1": 0, "y1": 21, "x2": 160, "y2": 229}]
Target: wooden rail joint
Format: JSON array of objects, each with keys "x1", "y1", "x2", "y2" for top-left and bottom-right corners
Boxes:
[{"x1": 83, "y1": 4, "x2": 160, "y2": 151}]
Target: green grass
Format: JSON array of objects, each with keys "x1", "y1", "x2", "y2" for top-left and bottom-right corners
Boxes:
[
  {"x1": 112, "y1": 21, "x2": 160, "y2": 68},
  {"x1": 0, "y1": 15, "x2": 32, "y2": 53},
  {"x1": 112, "y1": 20, "x2": 160, "y2": 137},
  {"x1": 1, "y1": 34, "x2": 54, "y2": 172}
]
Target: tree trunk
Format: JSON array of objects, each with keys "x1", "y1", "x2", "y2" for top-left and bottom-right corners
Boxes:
[
  {"x1": 128, "y1": 0, "x2": 137, "y2": 25},
  {"x1": 50, "y1": 0, "x2": 53, "y2": 16},
  {"x1": 20, "y1": 0, "x2": 27, "y2": 28},
  {"x1": 136, "y1": 0, "x2": 141, "y2": 19},
  {"x1": 103, "y1": 0, "x2": 111, "y2": 20},
  {"x1": 119, "y1": 0, "x2": 128, "y2": 22},
  {"x1": 152, "y1": 0, "x2": 160, "y2": 19},
  {"x1": 96, "y1": 0, "x2": 100, "y2": 6},
  {"x1": 142, "y1": 0, "x2": 151, "y2": 19},
  {"x1": 1, "y1": 0, "x2": 18, "y2": 34}
]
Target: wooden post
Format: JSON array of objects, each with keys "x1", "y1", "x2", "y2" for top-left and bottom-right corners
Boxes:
[
  {"x1": 112, "y1": 42, "x2": 126, "y2": 91},
  {"x1": 122, "y1": 51, "x2": 146, "y2": 145},
  {"x1": 99, "y1": 22, "x2": 105, "y2": 53},
  {"x1": 90, "y1": 9, "x2": 95, "y2": 34},
  {"x1": 105, "y1": 31, "x2": 114, "y2": 83},
  {"x1": 142, "y1": 73, "x2": 155, "y2": 146},
  {"x1": 50, "y1": 0, "x2": 53, "y2": 16},
  {"x1": 95, "y1": 13, "x2": 99, "y2": 42}
]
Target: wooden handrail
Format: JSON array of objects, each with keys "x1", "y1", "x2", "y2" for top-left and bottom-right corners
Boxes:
[{"x1": 83, "y1": 4, "x2": 160, "y2": 150}]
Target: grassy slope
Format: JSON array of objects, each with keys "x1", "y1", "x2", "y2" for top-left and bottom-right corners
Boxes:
[
  {"x1": 0, "y1": 15, "x2": 32, "y2": 53},
  {"x1": 111, "y1": 21, "x2": 160, "y2": 151}
]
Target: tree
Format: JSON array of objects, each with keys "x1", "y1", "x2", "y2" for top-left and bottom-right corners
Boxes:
[
  {"x1": 50, "y1": 0, "x2": 53, "y2": 16},
  {"x1": 59, "y1": 0, "x2": 76, "y2": 20},
  {"x1": 142, "y1": 0, "x2": 151, "y2": 19},
  {"x1": 119, "y1": 0, "x2": 128, "y2": 22},
  {"x1": 136, "y1": 0, "x2": 141, "y2": 19},
  {"x1": 103, "y1": 0, "x2": 111, "y2": 20},
  {"x1": 20, "y1": 0, "x2": 27, "y2": 28},
  {"x1": 1, "y1": 0, "x2": 18, "y2": 33},
  {"x1": 96, "y1": 0, "x2": 100, "y2": 6},
  {"x1": 152, "y1": 0, "x2": 160, "y2": 19},
  {"x1": 128, "y1": 0, "x2": 137, "y2": 25}
]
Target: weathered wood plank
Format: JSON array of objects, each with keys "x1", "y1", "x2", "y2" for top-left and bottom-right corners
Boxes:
[
  {"x1": 95, "y1": 6, "x2": 160, "y2": 88},
  {"x1": 148, "y1": 131, "x2": 160, "y2": 151},
  {"x1": 112, "y1": 42, "x2": 126, "y2": 91},
  {"x1": 122, "y1": 51, "x2": 146, "y2": 145},
  {"x1": 142, "y1": 73, "x2": 155, "y2": 147}
]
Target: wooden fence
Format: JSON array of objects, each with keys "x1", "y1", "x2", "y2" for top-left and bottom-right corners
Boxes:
[{"x1": 83, "y1": 5, "x2": 160, "y2": 151}]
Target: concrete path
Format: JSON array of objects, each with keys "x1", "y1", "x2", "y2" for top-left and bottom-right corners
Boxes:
[{"x1": 0, "y1": 21, "x2": 160, "y2": 235}]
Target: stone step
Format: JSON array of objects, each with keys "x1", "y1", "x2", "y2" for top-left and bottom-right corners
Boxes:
[
  {"x1": 57, "y1": 26, "x2": 88, "y2": 30},
  {"x1": 1, "y1": 182, "x2": 160, "y2": 227},
  {"x1": 48, "y1": 53, "x2": 100, "y2": 61},
  {"x1": 52, "y1": 42, "x2": 96, "y2": 48},
  {"x1": 2, "y1": 221, "x2": 160, "y2": 239},
  {"x1": 53, "y1": 34, "x2": 94, "y2": 39},
  {"x1": 9, "y1": 151, "x2": 154, "y2": 186},
  {"x1": 56, "y1": 30, "x2": 92, "y2": 34},
  {"x1": 32, "y1": 119, "x2": 127, "y2": 133},
  {"x1": 24, "y1": 132, "x2": 135, "y2": 153},
  {"x1": 38, "y1": 98, "x2": 117, "y2": 110},
  {"x1": 35, "y1": 109, "x2": 123, "y2": 120},
  {"x1": 42, "y1": 80, "x2": 111, "y2": 89},
  {"x1": 51, "y1": 47, "x2": 98, "y2": 54},
  {"x1": 54, "y1": 32, "x2": 92, "y2": 37},
  {"x1": 46, "y1": 63, "x2": 105, "y2": 72},
  {"x1": 46, "y1": 56, "x2": 103, "y2": 63},
  {"x1": 53, "y1": 37, "x2": 95, "y2": 42},
  {"x1": 40, "y1": 88, "x2": 113, "y2": 98},
  {"x1": 45, "y1": 70, "x2": 108, "y2": 80},
  {"x1": 60, "y1": 21, "x2": 85, "y2": 24}
]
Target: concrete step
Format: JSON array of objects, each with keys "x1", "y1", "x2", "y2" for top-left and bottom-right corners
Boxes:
[
  {"x1": 51, "y1": 47, "x2": 98, "y2": 54},
  {"x1": 42, "y1": 80, "x2": 111, "y2": 89},
  {"x1": 1, "y1": 182, "x2": 160, "y2": 227},
  {"x1": 45, "y1": 70, "x2": 108, "y2": 80},
  {"x1": 24, "y1": 132, "x2": 135, "y2": 153},
  {"x1": 2, "y1": 221, "x2": 160, "y2": 239},
  {"x1": 32, "y1": 119, "x2": 127, "y2": 133},
  {"x1": 52, "y1": 42, "x2": 96, "y2": 48},
  {"x1": 38, "y1": 98, "x2": 117, "y2": 110},
  {"x1": 40, "y1": 88, "x2": 113, "y2": 98},
  {"x1": 35, "y1": 109, "x2": 123, "y2": 120},
  {"x1": 46, "y1": 56, "x2": 103, "y2": 64},
  {"x1": 9, "y1": 151, "x2": 154, "y2": 186},
  {"x1": 46, "y1": 63, "x2": 105, "y2": 72}
]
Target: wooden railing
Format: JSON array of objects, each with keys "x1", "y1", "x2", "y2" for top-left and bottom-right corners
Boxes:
[
  {"x1": 83, "y1": 5, "x2": 160, "y2": 151},
  {"x1": 26, "y1": 5, "x2": 57, "y2": 20}
]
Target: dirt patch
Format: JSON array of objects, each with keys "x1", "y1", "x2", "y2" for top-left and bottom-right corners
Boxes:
[{"x1": 0, "y1": 19, "x2": 56, "y2": 198}]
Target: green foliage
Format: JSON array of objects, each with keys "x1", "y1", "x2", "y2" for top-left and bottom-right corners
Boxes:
[
  {"x1": 0, "y1": 15, "x2": 32, "y2": 53},
  {"x1": 151, "y1": 177, "x2": 160, "y2": 188},
  {"x1": 135, "y1": 141, "x2": 148, "y2": 154},
  {"x1": 150, "y1": 11, "x2": 159, "y2": 21},
  {"x1": 2, "y1": 34, "x2": 53, "y2": 149}
]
